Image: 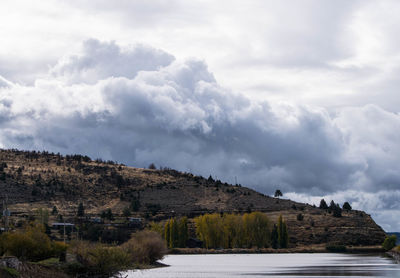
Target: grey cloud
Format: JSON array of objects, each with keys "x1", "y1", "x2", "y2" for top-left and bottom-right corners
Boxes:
[
  {"x1": 51, "y1": 39, "x2": 175, "y2": 84},
  {"x1": 0, "y1": 40, "x2": 400, "y2": 230}
]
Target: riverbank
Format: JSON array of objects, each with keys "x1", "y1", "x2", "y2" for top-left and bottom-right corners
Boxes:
[
  {"x1": 170, "y1": 244, "x2": 385, "y2": 254},
  {"x1": 387, "y1": 247, "x2": 400, "y2": 263}
]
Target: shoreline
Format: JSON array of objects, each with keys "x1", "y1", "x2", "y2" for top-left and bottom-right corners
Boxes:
[
  {"x1": 387, "y1": 249, "x2": 400, "y2": 263},
  {"x1": 169, "y1": 245, "x2": 385, "y2": 255}
]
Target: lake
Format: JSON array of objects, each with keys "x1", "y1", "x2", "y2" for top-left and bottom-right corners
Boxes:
[{"x1": 122, "y1": 253, "x2": 400, "y2": 277}]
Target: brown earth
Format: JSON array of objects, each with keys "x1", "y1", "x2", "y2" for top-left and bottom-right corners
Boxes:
[{"x1": 0, "y1": 149, "x2": 386, "y2": 246}]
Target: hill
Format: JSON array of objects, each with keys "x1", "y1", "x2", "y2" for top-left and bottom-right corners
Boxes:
[{"x1": 0, "y1": 149, "x2": 386, "y2": 246}]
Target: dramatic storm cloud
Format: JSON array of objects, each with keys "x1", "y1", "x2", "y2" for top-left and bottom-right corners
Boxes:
[
  {"x1": 1, "y1": 1, "x2": 400, "y2": 231},
  {"x1": 0, "y1": 39, "x2": 400, "y2": 230}
]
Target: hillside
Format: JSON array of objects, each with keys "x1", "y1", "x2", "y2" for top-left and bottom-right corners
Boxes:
[{"x1": 0, "y1": 149, "x2": 386, "y2": 246}]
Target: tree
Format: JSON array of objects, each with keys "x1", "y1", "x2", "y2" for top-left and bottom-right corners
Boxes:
[
  {"x1": 37, "y1": 208, "x2": 49, "y2": 225},
  {"x1": 274, "y1": 189, "x2": 283, "y2": 198},
  {"x1": 382, "y1": 235, "x2": 397, "y2": 251},
  {"x1": 164, "y1": 220, "x2": 171, "y2": 247},
  {"x1": 277, "y1": 214, "x2": 289, "y2": 248},
  {"x1": 77, "y1": 202, "x2": 85, "y2": 217},
  {"x1": 105, "y1": 208, "x2": 114, "y2": 220},
  {"x1": 271, "y1": 224, "x2": 279, "y2": 249},
  {"x1": 281, "y1": 222, "x2": 289, "y2": 248},
  {"x1": 122, "y1": 207, "x2": 131, "y2": 217},
  {"x1": 51, "y1": 206, "x2": 58, "y2": 215},
  {"x1": 329, "y1": 200, "x2": 336, "y2": 210},
  {"x1": 319, "y1": 199, "x2": 328, "y2": 209},
  {"x1": 169, "y1": 218, "x2": 179, "y2": 248},
  {"x1": 130, "y1": 198, "x2": 140, "y2": 212},
  {"x1": 343, "y1": 202, "x2": 352, "y2": 211},
  {"x1": 332, "y1": 204, "x2": 342, "y2": 218},
  {"x1": 178, "y1": 217, "x2": 189, "y2": 248},
  {"x1": 148, "y1": 163, "x2": 156, "y2": 169}
]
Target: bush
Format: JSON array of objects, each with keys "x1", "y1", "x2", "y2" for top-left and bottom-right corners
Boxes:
[
  {"x1": 69, "y1": 241, "x2": 131, "y2": 277},
  {"x1": 296, "y1": 213, "x2": 304, "y2": 221},
  {"x1": 382, "y1": 235, "x2": 397, "y2": 251},
  {"x1": 122, "y1": 230, "x2": 167, "y2": 264},
  {"x1": 326, "y1": 244, "x2": 347, "y2": 252},
  {"x1": 0, "y1": 224, "x2": 63, "y2": 261}
]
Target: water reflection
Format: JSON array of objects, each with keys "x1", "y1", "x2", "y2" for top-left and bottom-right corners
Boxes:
[{"x1": 123, "y1": 253, "x2": 400, "y2": 278}]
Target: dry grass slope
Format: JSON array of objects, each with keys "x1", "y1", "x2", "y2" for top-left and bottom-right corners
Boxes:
[{"x1": 0, "y1": 149, "x2": 386, "y2": 246}]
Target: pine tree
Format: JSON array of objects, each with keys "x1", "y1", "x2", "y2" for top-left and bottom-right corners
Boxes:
[
  {"x1": 319, "y1": 199, "x2": 328, "y2": 209},
  {"x1": 271, "y1": 224, "x2": 279, "y2": 249},
  {"x1": 51, "y1": 205, "x2": 58, "y2": 215},
  {"x1": 343, "y1": 202, "x2": 352, "y2": 211},
  {"x1": 77, "y1": 202, "x2": 85, "y2": 217}
]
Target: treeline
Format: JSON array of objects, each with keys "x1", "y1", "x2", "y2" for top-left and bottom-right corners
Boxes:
[
  {"x1": 164, "y1": 217, "x2": 189, "y2": 248},
  {"x1": 319, "y1": 199, "x2": 352, "y2": 218},
  {"x1": 195, "y1": 212, "x2": 288, "y2": 249}
]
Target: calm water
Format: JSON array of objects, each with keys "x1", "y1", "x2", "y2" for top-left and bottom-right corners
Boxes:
[{"x1": 122, "y1": 253, "x2": 400, "y2": 278}]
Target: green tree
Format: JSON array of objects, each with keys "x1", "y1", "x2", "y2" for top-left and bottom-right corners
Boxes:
[
  {"x1": 271, "y1": 224, "x2": 278, "y2": 249},
  {"x1": 105, "y1": 208, "x2": 113, "y2": 220},
  {"x1": 37, "y1": 208, "x2": 49, "y2": 225},
  {"x1": 343, "y1": 202, "x2": 352, "y2": 211},
  {"x1": 332, "y1": 203, "x2": 342, "y2": 218},
  {"x1": 164, "y1": 219, "x2": 171, "y2": 247},
  {"x1": 130, "y1": 198, "x2": 140, "y2": 212},
  {"x1": 281, "y1": 222, "x2": 289, "y2": 248},
  {"x1": 169, "y1": 218, "x2": 179, "y2": 248},
  {"x1": 277, "y1": 214, "x2": 289, "y2": 248},
  {"x1": 178, "y1": 217, "x2": 189, "y2": 248},
  {"x1": 382, "y1": 235, "x2": 397, "y2": 251},
  {"x1": 51, "y1": 206, "x2": 58, "y2": 215},
  {"x1": 274, "y1": 189, "x2": 283, "y2": 198},
  {"x1": 319, "y1": 199, "x2": 328, "y2": 209},
  {"x1": 122, "y1": 207, "x2": 131, "y2": 217},
  {"x1": 77, "y1": 202, "x2": 85, "y2": 217}
]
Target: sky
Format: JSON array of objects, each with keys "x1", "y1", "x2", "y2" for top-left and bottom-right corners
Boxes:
[{"x1": 0, "y1": 0, "x2": 399, "y2": 231}]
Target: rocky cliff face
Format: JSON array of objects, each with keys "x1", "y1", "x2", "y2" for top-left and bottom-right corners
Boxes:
[{"x1": 0, "y1": 149, "x2": 386, "y2": 246}]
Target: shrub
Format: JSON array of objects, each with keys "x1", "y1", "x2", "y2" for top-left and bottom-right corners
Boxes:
[
  {"x1": 296, "y1": 213, "x2": 304, "y2": 221},
  {"x1": 0, "y1": 224, "x2": 61, "y2": 261},
  {"x1": 382, "y1": 235, "x2": 397, "y2": 251},
  {"x1": 326, "y1": 244, "x2": 347, "y2": 252},
  {"x1": 122, "y1": 230, "x2": 167, "y2": 264},
  {"x1": 69, "y1": 241, "x2": 131, "y2": 277}
]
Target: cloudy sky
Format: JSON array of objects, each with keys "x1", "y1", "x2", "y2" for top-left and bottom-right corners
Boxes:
[{"x1": 1, "y1": 0, "x2": 400, "y2": 231}]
